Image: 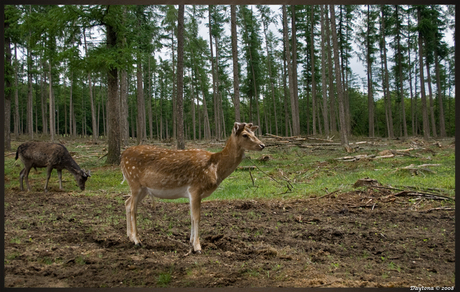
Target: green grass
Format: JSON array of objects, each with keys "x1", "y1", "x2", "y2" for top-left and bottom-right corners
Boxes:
[{"x1": 4, "y1": 136, "x2": 455, "y2": 202}]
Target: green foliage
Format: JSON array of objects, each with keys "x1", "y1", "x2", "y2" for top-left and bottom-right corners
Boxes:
[{"x1": 4, "y1": 4, "x2": 455, "y2": 140}]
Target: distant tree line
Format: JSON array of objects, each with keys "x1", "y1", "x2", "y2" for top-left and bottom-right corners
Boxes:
[{"x1": 4, "y1": 5, "x2": 456, "y2": 163}]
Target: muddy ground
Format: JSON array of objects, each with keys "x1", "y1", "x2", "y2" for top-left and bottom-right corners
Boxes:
[{"x1": 4, "y1": 184, "x2": 455, "y2": 288}]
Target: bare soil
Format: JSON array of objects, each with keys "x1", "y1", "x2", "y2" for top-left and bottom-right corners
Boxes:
[{"x1": 4, "y1": 185, "x2": 455, "y2": 288}]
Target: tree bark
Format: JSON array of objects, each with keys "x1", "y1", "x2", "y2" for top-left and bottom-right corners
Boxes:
[
  {"x1": 105, "y1": 13, "x2": 121, "y2": 165},
  {"x1": 380, "y1": 6, "x2": 394, "y2": 138},
  {"x1": 320, "y1": 5, "x2": 329, "y2": 137},
  {"x1": 14, "y1": 45, "x2": 20, "y2": 139},
  {"x1": 4, "y1": 17, "x2": 13, "y2": 150},
  {"x1": 417, "y1": 7, "x2": 430, "y2": 140},
  {"x1": 435, "y1": 50, "x2": 446, "y2": 137},
  {"x1": 136, "y1": 59, "x2": 146, "y2": 144},
  {"x1": 209, "y1": 6, "x2": 220, "y2": 139},
  {"x1": 48, "y1": 62, "x2": 55, "y2": 142},
  {"x1": 176, "y1": 5, "x2": 185, "y2": 149},
  {"x1": 290, "y1": 5, "x2": 300, "y2": 135},
  {"x1": 310, "y1": 7, "x2": 317, "y2": 135},
  {"x1": 426, "y1": 61, "x2": 437, "y2": 137},
  {"x1": 231, "y1": 5, "x2": 241, "y2": 123},
  {"x1": 366, "y1": 6, "x2": 375, "y2": 138},
  {"x1": 283, "y1": 5, "x2": 300, "y2": 136},
  {"x1": 325, "y1": 7, "x2": 336, "y2": 134},
  {"x1": 84, "y1": 29, "x2": 97, "y2": 141},
  {"x1": 396, "y1": 6, "x2": 407, "y2": 138},
  {"x1": 329, "y1": 5, "x2": 349, "y2": 149}
]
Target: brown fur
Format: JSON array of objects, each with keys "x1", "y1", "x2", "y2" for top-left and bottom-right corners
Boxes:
[
  {"x1": 121, "y1": 122, "x2": 265, "y2": 252},
  {"x1": 15, "y1": 141, "x2": 90, "y2": 192}
]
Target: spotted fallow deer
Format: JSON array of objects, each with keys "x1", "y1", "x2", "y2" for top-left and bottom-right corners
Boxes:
[{"x1": 121, "y1": 122, "x2": 265, "y2": 253}]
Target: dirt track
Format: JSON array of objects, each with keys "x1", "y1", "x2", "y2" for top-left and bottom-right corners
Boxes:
[{"x1": 4, "y1": 185, "x2": 455, "y2": 288}]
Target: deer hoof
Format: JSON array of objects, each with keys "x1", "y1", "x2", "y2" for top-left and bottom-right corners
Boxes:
[{"x1": 135, "y1": 242, "x2": 143, "y2": 247}]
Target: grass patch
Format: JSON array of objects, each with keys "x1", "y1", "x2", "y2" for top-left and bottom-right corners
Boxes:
[
  {"x1": 157, "y1": 271, "x2": 172, "y2": 287},
  {"x1": 4, "y1": 136, "x2": 455, "y2": 202}
]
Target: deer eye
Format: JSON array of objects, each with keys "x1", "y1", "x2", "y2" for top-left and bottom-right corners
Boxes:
[{"x1": 242, "y1": 134, "x2": 248, "y2": 138}]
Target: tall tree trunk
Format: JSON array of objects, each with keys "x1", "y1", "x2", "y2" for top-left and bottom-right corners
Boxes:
[
  {"x1": 320, "y1": 5, "x2": 329, "y2": 137},
  {"x1": 48, "y1": 62, "x2": 55, "y2": 142},
  {"x1": 136, "y1": 59, "x2": 146, "y2": 144},
  {"x1": 231, "y1": 5, "x2": 241, "y2": 122},
  {"x1": 209, "y1": 6, "x2": 220, "y2": 139},
  {"x1": 83, "y1": 29, "x2": 97, "y2": 141},
  {"x1": 366, "y1": 6, "x2": 375, "y2": 138},
  {"x1": 190, "y1": 71, "x2": 196, "y2": 141},
  {"x1": 381, "y1": 6, "x2": 394, "y2": 138},
  {"x1": 326, "y1": 7, "x2": 336, "y2": 134},
  {"x1": 120, "y1": 69, "x2": 129, "y2": 146},
  {"x1": 396, "y1": 6, "x2": 407, "y2": 138},
  {"x1": 310, "y1": 7, "x2": 317, "y2": 135},
  {"x1": 27, "y1": 49, "x2": 34, "y2": 139},
  {"x1": 283, "y1": 5, "x2": 300, "y2": 136},
  {"x1": 290, "y1": 5, "x2": 300, "y2": 135},
  {"x1": 176, "y1": 5, "x2": 185, "y2": 149},
  {"x1": 147, "y1": 56, "x2": 153, "y2": 140},
  {"x1": 435, "y1": 50, "x2": 446, "y2": 137},
  {"x1": 171, "y1": 28, "x2": 177, "y2": 140},
  {"x1": 282, "y1": 53, "x2": 290, "y2": 136},
  {"x1": 260, "y1": 10, "x2": 278, "y2": 135},
  {"x1": 105, "y1": 15, "x2": 121, "y2": 165},
  {"x1": 407, "y1": 13, "x2": 416, "y2": 136},
  {"x1": 89, "y1": 73, "x2": 97, "y2": 140},
  {"x1": 330, "y1": 5, "x2": 349, "y2": 150},
  {"x1": 68, "y1": 72, "x2": 72, "y2": 136},
  {"x1": 14, "y1": 44, "x2": 20, "y2": 139},
  {"x1": 4, "y1": 17, "x2": 13, "y2": 150},
  {"x1": 244, "y1": 25, "x2": 261, "y2": 134},
  {"x1": 214, "y1": 34, "x2": 224, "y2": 138},
  {"x1": 426, "y1": 61, "x2": 437, "y2": 137},
  {"x1": 417, "y1": 7, "x2": 430, "y2": 140}
]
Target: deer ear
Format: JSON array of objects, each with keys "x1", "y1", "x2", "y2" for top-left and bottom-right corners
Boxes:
[
  {"x1": 250, "y1": 125, "x2": 259, "y2": 132},
  {"x1": 233, "y1": 122, "x2": 246, "y2": 134}
]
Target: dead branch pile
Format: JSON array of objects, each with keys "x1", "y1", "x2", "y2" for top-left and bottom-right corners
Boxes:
[
  {"x1": 349, "y1": 178, "x2": 454, "y2": 212},
  {"x1": 335, "y1": 148, "x2": 419, "y2": 162}
]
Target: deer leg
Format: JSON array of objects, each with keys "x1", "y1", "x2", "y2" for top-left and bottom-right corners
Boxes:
[
  {"x1": 19, "y1": 168, "x2": 25, "y2": 191},
  {"x1": 125, "y1": 186, "x2": 148, "y2": 246},
  {"x1": 125, "y1": 195, "x2": 133, "y2": 239},
  {"x1": 57, "y1": 170, "x2": 63, "y2": 189},
  {"x1": 44, "y1": 166, "x2": 53, "y2": 192},
  {"x1": 23, "y1": 166, "x2": 32, "y2": 192},
  {"x1": 189, "y1": 194, "x2": 202, "y2": 253}
]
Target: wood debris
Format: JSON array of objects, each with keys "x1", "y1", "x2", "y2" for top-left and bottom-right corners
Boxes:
[{"x1": 393, "y1": 163, "x2": 441, "y2": 175}]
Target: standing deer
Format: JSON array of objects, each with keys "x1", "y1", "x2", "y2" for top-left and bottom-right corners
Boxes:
[
  {"x1": 15, "y1": 141, "x2": 91, "y2": 192},
  {"x1": 121, "y1": 122, "x2": 265, "y2": 253}
]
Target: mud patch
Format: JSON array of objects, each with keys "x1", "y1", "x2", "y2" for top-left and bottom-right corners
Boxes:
[{"x1": 4, "y1": 188, "x2": 455, "y2": 288}]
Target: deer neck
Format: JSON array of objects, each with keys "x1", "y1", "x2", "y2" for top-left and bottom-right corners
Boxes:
[
  {"x1": 65, "y1": 158, "x2": 81, "y2": 175},
  {"x1": 212, "y1": 135, "x2": 245, "y2": 184}
]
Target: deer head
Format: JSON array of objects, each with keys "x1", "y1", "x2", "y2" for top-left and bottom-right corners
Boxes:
[{"x1": 232, "y1": 122, "x2": 265, "y2": 151}]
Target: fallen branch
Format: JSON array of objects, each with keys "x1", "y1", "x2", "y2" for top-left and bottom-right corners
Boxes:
[
  {"x1": 305, "y1": 136, "x2": 334, "y2": 142},
  {"x1": 393, "y1": 163, "x2": 440, "y2": 175},
  {"x1": 98, "y1": 153, "x2": 108, "y2": 160},
  {"x1": 393, "y1": 191, "x2": 452, "y2": 201},
  {"x1": 419, "y1": 207, "x2": 455, "y2": 213},
  {"x1": 336, "y1": 154, "x2": 376, "y2": 162},
  {"x1": 253, "y1": 164, "x2": 293, "y2": 192},
  {"x1": 371, "y1": 185, "x2": 454, "y2": 201}
]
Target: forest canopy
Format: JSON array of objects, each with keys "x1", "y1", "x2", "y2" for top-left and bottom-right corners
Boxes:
[{"x1": 3, "y1": 5, "x2": 456, "y2": 153}]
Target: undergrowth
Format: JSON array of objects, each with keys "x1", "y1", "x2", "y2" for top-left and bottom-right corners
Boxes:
[{"x1": 4, "y1": 136, "x2": 455, "y2": 203}]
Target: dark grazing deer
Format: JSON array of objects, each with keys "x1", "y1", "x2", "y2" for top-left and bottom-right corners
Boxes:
[
  {"x1": 15, "y1": 141, "x2": 91, "y2": 192},
  {"x1": 121, "y1": 122, "x2": 265, "y2": 254}
]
